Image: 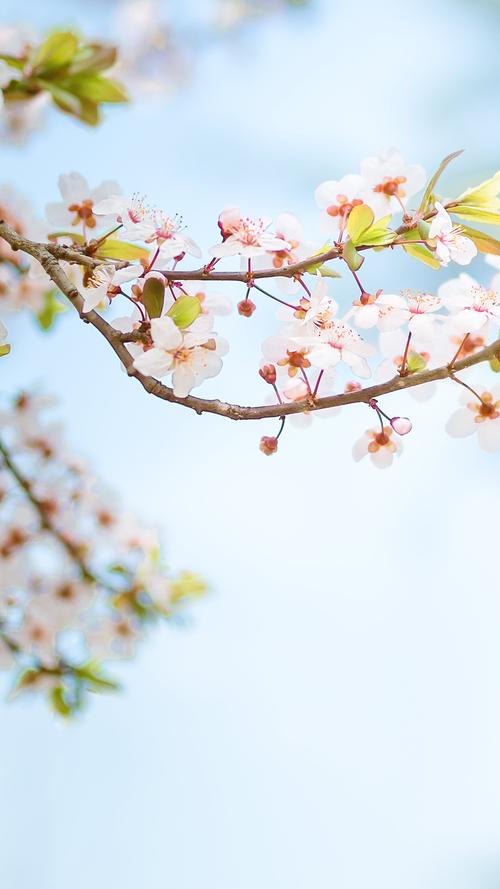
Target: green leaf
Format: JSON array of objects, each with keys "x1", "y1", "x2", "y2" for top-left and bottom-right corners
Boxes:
[
  {"x1": 418, "y1": 149, "x2": 464, "y2": 213},
  {"x1": 167, "y1": 295, "x2": 202, "y2": 329},
  {"x1": 400, "y1": 233, "x2": 440, "y2": 269},
  {"x1": 50, "y1": 685, "x2": 72, "y2": 717},
  {"x1": 37, "y1": 79, "x2": 82, "y2": 117},
  {"x1": 407, "y1": 353, "x2": 428, "y2": 373},
  {"x1": 0, "y1": 54, "x2": 25, "y2": 70},
  {"x1": 63, "y1": 73, "x2": 128, "y2": 104},
  {"x1": 0, "y1": 343, "x2": 11, "y2": 357},
  {"x1": 449, "y1": 205, "x2": 500, "y2": 225},
  {"x1": 456, "y1": 170, "x2": 500, "y2": 209},
  {"x1": 96, "y1": 239, "x2": 149, "y2": 261},
  {"x1": 314, "y1": 266, "x2": 341, "y2": 278},
  {"x1": 490, "y1": 357, "x2": 500, "y2": 373},
  {"x1": 458, "y1": 225, "x2": 500, "y2": 256},
  {"x1": 75, "y1": 661, "x2": 120, "y2": 692},
  {"x1": 303, "y1": 242, "x2": 338, "y2": 275},
  {"x1": 342, "y1": 239, "x2": 364, "y2": 271},
  {"x1": 77, "y1": 98, "x2": 100, "y2": 126},
  {"x1": 33, "y1": 31, "x2": 79, "y2": 72},
  {"x1": 67, "y1": 45, "x2": 117, "y2": 76},
  {"x1": 142, "y1": 276, "x2": 165, "y2": 319},
  {"x1": 36, "y1": 290, "x2": 67, "y2": 331},
  {"x1": 346, "y1": 205, "x2": 374, "y2": 244},
  {"x1": 169, "y1": 572, "x2": 207, "y2": 604},
  {"x1": 48, "y1": 230, "x2": 86, "y2": 244}
]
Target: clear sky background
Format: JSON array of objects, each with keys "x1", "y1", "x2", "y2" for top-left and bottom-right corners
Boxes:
[{"x1": 1, "y1": 1, "x2": 500, "y2": 888}]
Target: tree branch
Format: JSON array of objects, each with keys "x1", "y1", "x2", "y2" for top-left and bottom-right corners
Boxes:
[{"x1": 1, "y1": 220, "x2": 498, "y2": 422}]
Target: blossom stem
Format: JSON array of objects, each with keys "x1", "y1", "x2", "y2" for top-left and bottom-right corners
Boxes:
[
  {"x1": 144, "y1": 247, "x2": 160, "y2": 275},
  {"x1": 272, "y1": 384, "x2": 283, "y2": 405},
  {"x1": 90, "y1": 223, "x2": 123, "y2": 250},
  {"x1": 276, "y1": 416, "x2": 286, "y2": 440},
  {"x1": 313, "y1": 369, "x2": 324, "y2": 398},
  {"x1": 300, "y1": 368, "x2": 313, "y2": 396},
  {"x1": 399, "y1": 332, "x2": 412, "y2": 376},
  {"x1": 450, "y1": 373, "x2": 486, "y2": 405},
  {"x1": 252, "y1": 282, "x2": 299, "y2": 311},
  {"x1": 350, "y1": 267, "x2": 366, "y2": 295},
  {"x1": 369, "y1": 398, "x2": 386, "y2": 434},
  {"x1": 297, "y1": 276, "x2": 311, "y2": 298},
  {"x1": 448, "y1": 333, "x2": 470, "y2": 369},
  {"x1": 125, "y1": 294, "x2": 147, "y2": 322}
]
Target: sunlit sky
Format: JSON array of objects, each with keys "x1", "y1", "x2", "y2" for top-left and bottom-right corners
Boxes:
[{"x1": 1, "y1": 1, "x2": 500, "y2": 888}]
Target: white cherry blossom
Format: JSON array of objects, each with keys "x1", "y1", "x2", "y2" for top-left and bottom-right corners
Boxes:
[
  {"x1": 428, "y1": 202, "x2": 477, "y2": 266},
  {"x1": 352, "y1": 425, "x2": 403, "y2": 468},
  {"x1": 360, "y1": 148, "x2": 426, "y2": 217},
  {"x1": 314, "y1": 173, "x2": 366, "y2": 235},
  {"x1": 440, "y1": 272, "x2": 500, "y2": 333},
  {"x1": 446, "y1": 384, "x2": 500, "y2": 452},
  {"x1": 133, "y1": 314, "x2": 228, "y2": 396},
  {"x1": 376, "y1": 290, "x2": 444, "y2": 340},
  {"x1": 45, "y1": 173, "x2": 121, "y2": 231}
]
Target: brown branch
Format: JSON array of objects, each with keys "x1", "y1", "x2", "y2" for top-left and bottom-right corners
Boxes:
[
  {"x1": 0, "y1": 220, "x2": 498, "y2": 423},
  {"x1": 0, "y1": 436, "x2": 96, "y2": 583}
]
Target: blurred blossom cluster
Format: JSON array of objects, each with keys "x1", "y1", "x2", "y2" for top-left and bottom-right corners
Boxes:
[
  {"x1": 0, "y1": 0, "x2": 308, "y2": 141},
  {"x1": 0, "y1": 391, "x2": 206, "y2": 715}
]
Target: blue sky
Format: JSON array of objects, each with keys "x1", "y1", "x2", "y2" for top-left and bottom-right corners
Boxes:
[{"x1": 1, "y1": 1, "x2": 500, "y2": 888}]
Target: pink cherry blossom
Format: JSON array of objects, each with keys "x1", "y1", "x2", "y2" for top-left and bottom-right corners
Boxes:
[{"x1": 210, "y1": 212, "x2": 290, "y2": 258}]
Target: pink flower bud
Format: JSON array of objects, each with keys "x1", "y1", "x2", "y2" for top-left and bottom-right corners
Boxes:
[
  {"x1": 259, "y1": 364, "x2": 277, "y2": 385},
  {"x1": 259, "y1": 435, "x2": 278, "y2": 455},
  {"x1": 345, "y1": 380, "x2": 362, "y2": 393},
  {"x1": 238, "y1": 299, "x2": 256, "y2": 317},
  {"x1": 390, "y1": 416, "x2": 412, "y2": 435}
]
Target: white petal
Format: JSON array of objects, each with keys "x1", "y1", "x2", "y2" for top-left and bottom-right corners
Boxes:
[
  {"x1": 445, "y1": 408, "x2": 476, "y2": 438},
  {"x1": 150, "y1": 316, "x2": 182, "y2": 350},
  {"x1": 133, "y1": 348, "x2": 173, "y2": 378},
  {"x1": 478, "y1": 419, "x2": 500, "y2": 452}
]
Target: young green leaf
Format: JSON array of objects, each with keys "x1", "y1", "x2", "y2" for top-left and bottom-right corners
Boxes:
[
  {"x1": 458, "y1": 225, "x2": 500, "y2": 255},
  {"x1": 96, "y1": 239, "x2": 149, "y2": 261},
  {"x1": 342, "y1": 239, "x2": 364, "y2": 271},
  {"x1": 33, "y1": 31, "x2": 79, "y2": 72},
  {"x1": 449, "y1": 205, "x2": 500, "y2": 225},
  {"x1": 418, "y1": 149, "x2": 464, "y2": 214},
  {"x1": 400, "y1": 233, "x2": 441, "y2": 269},
  {"x1": 63, "y1": 73, "x2": 128, "y2": 104},
  {"x1": 142, "y1": 276, "x2": 165, "y2": 319},
  {"x1": 346, "y1": 205, "x2": 374, "y2": 244},
  {"x1": 167, "y1": 295, "x2": 202, "y2": 329},
  {"x1": 455, "y1": 170, "x2": 500, "y2": 209},
  {"x1": 36, "y1": 290, "x2": 67, "y2": 331}
]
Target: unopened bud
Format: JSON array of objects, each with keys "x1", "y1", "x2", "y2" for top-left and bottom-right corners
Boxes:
[
  {"x1": 259, "y1": 364, "x2": 277, "y2": 385},
  {"x1": 238, "y1": 299, "x2": 256, "y2": 317},
  {"x1": 259, "y1": 435, "x2": 278, "y2": 455},
  {"x1": 390, "y1": 416, "x2": 412, "y2": 435},
  {"x1": 345, "y1": 380, "x2": 362, "y2": 393}
]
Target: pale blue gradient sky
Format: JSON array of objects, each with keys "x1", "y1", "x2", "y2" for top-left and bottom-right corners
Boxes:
[{"x1": 1, "y1": 2, "x2": 500, "y2": 888}]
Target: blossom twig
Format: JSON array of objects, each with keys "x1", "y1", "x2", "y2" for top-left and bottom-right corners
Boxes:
[{"x1": 1, "y1": 221, "x2": 500, "y2": 422}]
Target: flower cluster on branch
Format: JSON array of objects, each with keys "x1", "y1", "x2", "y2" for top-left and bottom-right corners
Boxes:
[
  {"x1": 2, "y1": 150, "x2": 500, "y2": 466},
  {"x1": 0, "y1": 392, "x2": 206, "y2": 716}
]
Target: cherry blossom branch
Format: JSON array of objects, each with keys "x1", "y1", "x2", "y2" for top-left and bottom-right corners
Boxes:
[
  {"x1": 0, "y1": 437, "x2": 97, "y2": 585},
  {"x1": 1, "y1": 220, "x2": 499, "y2": 422}
]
